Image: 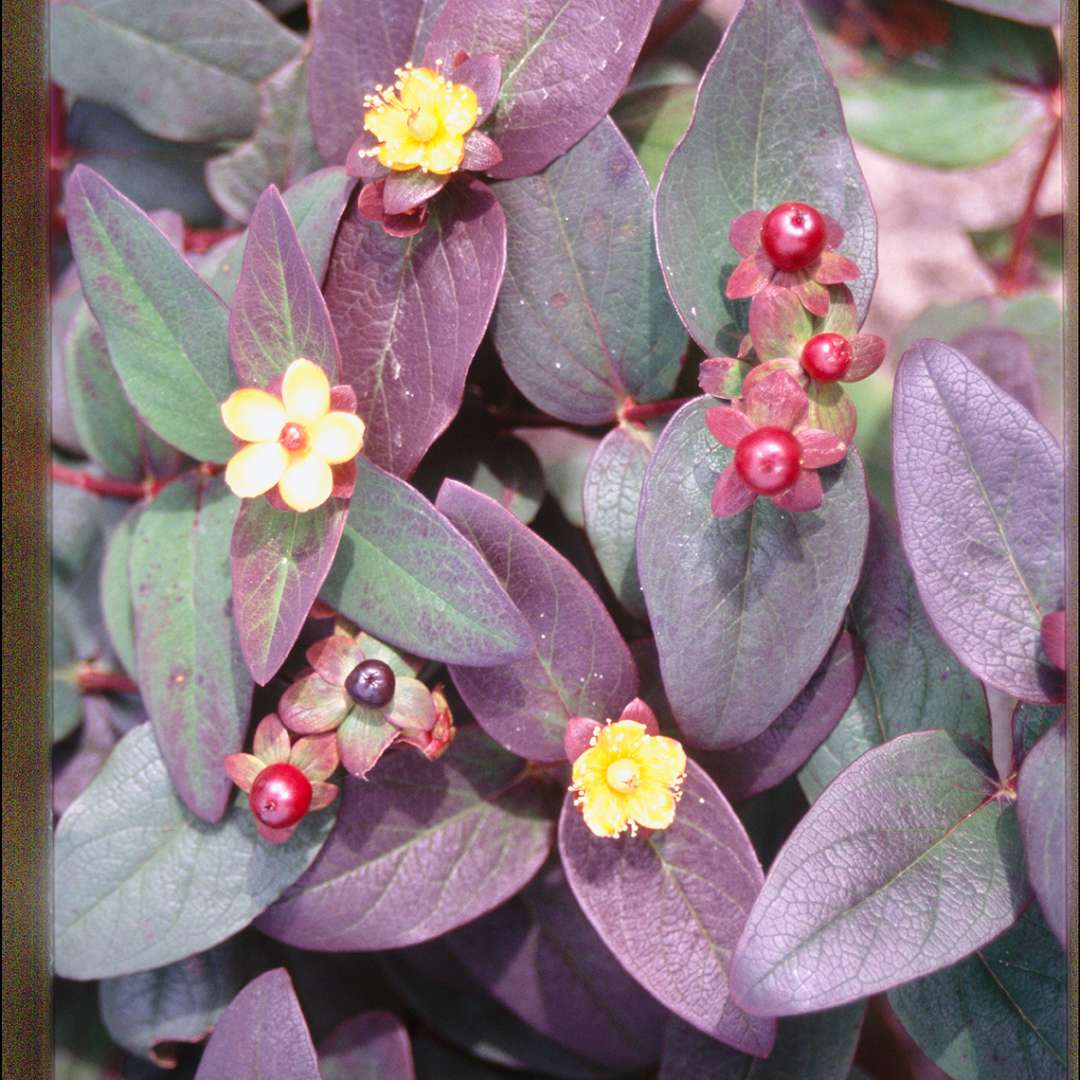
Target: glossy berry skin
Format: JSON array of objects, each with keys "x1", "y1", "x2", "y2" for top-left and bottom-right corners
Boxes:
[
  {"x1": 760, "y1": 203, "x2": 827, "y2": 271},
  {"x1": 735, "y1": 427, "x2": 802, "y2": 495},
  {"x1": 249, "y1": 763, "x2": 312, "y2": 829},
  {"x1": 801, "y1": 333, "x2": 853, "y2": 382},
  {"x1": 345, "y1": 659, "x2": 396, "y2": 708}
]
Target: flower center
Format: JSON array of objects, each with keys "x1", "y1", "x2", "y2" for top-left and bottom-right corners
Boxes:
[
  {"x1": 279, "y1": 422, "x2": 308, "y2": 452},
  {"x1": 406, "y1": 108, "x2": 439, "y2": 142},
  {"x1": 606, "y1": 758, "x2": 641, "y2": 794}
]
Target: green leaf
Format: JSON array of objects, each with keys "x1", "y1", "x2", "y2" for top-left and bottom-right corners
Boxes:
[
  {"x1": 131, "y1": 473, "x2": 252, "y2": 822},
  {"x1": 55, "y1": 724, "x2": 336, "y2": 981},
  {"x1": 65, "y1": 166, "x2": 235, "y2": 463},
  {"x1": 206, "y1": 51, "x2": 324, "y2": 223},
  {"x1": 800, "y1": 502, "x2": 989, "y2": 801},
  {"x1": 51, "y1": 0, "x2": 301, "y2": 141},
  {"x1": 99, "y1": 504, "x2": 141, "y2": 677},
  {"x1": 514, "y1": 428, "x2": 600, "y2": 529},
  {"x1": 889, "y1": 905, "x2": 1066, "y2": 1080},
  {"x1": 612, "y1": 83, "x2": 696, "y2": 189}
]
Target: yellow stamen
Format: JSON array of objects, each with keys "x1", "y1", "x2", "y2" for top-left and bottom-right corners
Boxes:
[{"x1": 606, "y1": 759, "x2": 641, "y2": 794}]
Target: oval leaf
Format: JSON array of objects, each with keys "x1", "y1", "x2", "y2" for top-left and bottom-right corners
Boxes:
[
  {"x1": 437, "y1": 480, "x2": 637, "y2": 762},
  {"x1": 54, "y1": 724, "x2": 337, "y2": 980},
  {"x1": 612, "y1": 83, "x2": 696, "y2": 190},
  {"x1": 256, "y1": 727, "x2": 555, "y2": 950},
  {"x1": 320, "y1": 458, "x2": 531, "y2": 665},
  {"x1": 702, "y1": 630, "x2": 863, "y2": 803},
  {"x1": 893, "y1": 340, "x2": 1065, "y2": 703},
  {"x1": 799, "y1": 501, "x2": 990, "y2": 800},
  {"x1": 425, "y1": 0, "x2": 662, "y2": 180},
  {"x1": 638, "y1": 398, "x2": 868, "y2": 750},
  {"x1": 195, "y1": 969, "x2": 319, "y2": 1080},
  {"x1": 559, "y1": 761, "x2": 775, "y2": 1057},
  {"x1": 308, "y1": 0, "x2": 447, "y2": 165},
  {"x1": 888, "y1": 904, "x2": 1067, "y2": 1080},
  {"x1": 99, "y1": 504, "x2": 141, "y2": 676},
  {"x1": 583, "y1": 423, "x2": 657, "y2": 620},
  {"x1": 229, "y1": 184, "x2": 341, "y2": 386},
  {"x1": 319, "y1": 1012, "x2": 415, "y2": 1080},
  {"x1": 99, "y1": 941, "x2": 246, "y2": 1068},
  {"x1": 493, "y1": 117, "x2": 685, "y2": 424},
  {"x1": 1017, "y1": 716, "x2": 1067, "y2": 947},
  {"x1": 131, "y1": 473, "x2": 253, "y2": 821},
  {"x1": 655, "y1": 0, "x2": 877, "y2": 354},
  {"x1": 51, "y1": 0, "x2": 300, "y2": 142},
  {"x1": 449, "y1": 860, "x2": 667, "y2": 1072},
  {"x1": 660, "y1": 1003, "x2": 865, "y2": 1080},
  {"x1": 729, "y1": 731, "x2": 1029, "y2": 1017},
  {"x1": 323, "y1": 177, "x2": 506, "y2": 477},
  {"x1": 65, "y1": 166, "x2": 235, "y2": 463}
]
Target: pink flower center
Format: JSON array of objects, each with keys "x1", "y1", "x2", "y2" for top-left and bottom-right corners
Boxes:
[{"x1": 279, "y1": 422, "x2": 308, "y2": 452}]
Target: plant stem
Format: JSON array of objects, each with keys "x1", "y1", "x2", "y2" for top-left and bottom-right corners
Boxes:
[
  {"x1": 78, "y1": 668, "x2": 138, "y2": 695},
  {"x1": 50, "y1": 463, "x2": 153, "y2": 500},
  {"x1": 183, "y1": 227, "x2": 243, "y2": 254},
  {"x1": 640, "y1": 0, "x2": 705, "y2": 60},
  {"x1": 621, "y1": 396, "x2": 694, "y2": 423},
  {"x1": 999, "y1": 111, "x2": 1062, "y2": 296}
]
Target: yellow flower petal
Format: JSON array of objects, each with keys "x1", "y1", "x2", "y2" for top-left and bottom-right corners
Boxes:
[
  {"x1": 572, "y1": 743, "x2": 611, "y2": 790},
  {"x1": 365, "y1": 106, "x2": 411, "y2": 147},
  {"x1": 278, "y1": 450, "x2": 334, "y2": 513},
  {"x1": 225, "y1": 442, "x2": 288, "y2": 499},
  {"x1": 580, "y1": 785, "x2": 631, "y2": 838},
  {"x1": 595, "y1": 719, "x2": 647, "y2": 759},
  {"x1": 625, "y1": 782, "x2": 677, "y2": 831},
  {"x1": 282, "y1": 359, "x2": 330, "y2": 426},
  {"x1": 311, "y1": 411, "x2": 366, "y2": 464},
  {"x1": 637, "y1": 735, "x2": 687, "y2": 788},
  {"x1": 439, "y1": 85, "x2": 479, "y2": 136},
  {"x1": 220, "y1": 389, "x2": 286, "y2": 443},
  {"x1": 425, "y1": 136, "x2": 465, "y2": 175}
]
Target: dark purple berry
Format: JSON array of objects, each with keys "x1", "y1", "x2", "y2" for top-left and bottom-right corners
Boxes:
[
  {"x1": 249, "y1": 763, "x2": 312, "y2": 829},
  {"x1": 345, "y1": 659, "x2": 396, "y2": 708},
  {"x1": 801, "y1": 333, "x2": 853, "y2": 382},
  {"x1": 735, "y1": 427, "x2": 801, "y2": 495},
  {"x1": 760, "y1": 203, "x2": 827, "y2": 271}
]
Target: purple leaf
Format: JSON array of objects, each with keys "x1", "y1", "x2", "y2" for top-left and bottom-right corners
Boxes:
[
  {"x1": 320, "y1": 458, "x2": 532, "y2": 665},
  {"x1": 701, "y1": 630, "x2": 862, "y2": 803},
  {"x1": 637, "y1": 398, "x2": 868, "y2": 750},
  {"x1": 893, "y1": 340, "x2": 1065, "y2": 703},
  {"x1": 229, "y1": 184, "x2": 342, "y2": 386},
  {"x1": 654, "y1": 0, "x2": 877, "y2": 354},
  {"x1": 318, "y1": 1011, "x2": 415, "y2": 1080},
  {"x1": 559, "y1": 761, "x2": 775, "y2": 1056},
  {"x1": 256, "y1": 727, "x2": 555, "y2": 950},
  {"x1": 231, "y1": 498, "x2": 349, "y2": 686},
  {"x1": 425, "y1": 0, "x2": 662, "y2": 180},
  {"x1": 308, "y1": 0, "x2": 447, "y2": 165},
  {"x1": 514, "y1": 426, "x2": 600, "y2": 528},
  {"x1": 130, "y1": 473, "x2": 252, "y2": 822},
  {"x1": 583, "y1": 422, "x2": 659, "y2": 620},
  {"x1": 1017, "y1": 716, "x2": 1067, "y2": 947},
  {"x1": 449, "y1": 860, "x2": 667, "y2": 1071},
  {"x1": 53, "y1": 696, "x2": 119, "y2": 819},
  {"x1": 195, "y1": 969, "x2": 319, "y2": 1080},
  {"x1": 660, "y1": 1003, "x2": 866, "y2": 1080},
  {"x1": 799, "y1": 502, "x2": 990, "y2": 800},
  {"x1": 323, "y1": 177, "x2": 506, "y2": 477},
  {"x1": 492, "y1": 117, "x2": 685, "y2": 424},
  {"x1": 950, "y1": 327, "x2": 1043, "y2": 420},
  {"x1": 729, "y1": 731, "x2": 1028, "y2": 1017},
  {"x1": 99, "y1": 941, "x2": 246, "y2": 1068},
  {"x1": 437, "y1": 480, "x2": 638, "y2": 762}
]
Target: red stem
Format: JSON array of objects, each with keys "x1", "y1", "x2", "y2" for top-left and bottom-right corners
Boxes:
[
  {"x1": 999, "y1": 110, "x2": 1062, "y2": 296},
  {"x1": 640, "y1": 0, "x2": 706, "y2": 61},
  {"x1": 621, "y1": 396, "x2": 695, "y2": 423},
  {"x1": 78, "y1": 669, "x2": 139, "y2": 695},
  {"x1": 50, "y1": 463, "x2": 155, "y2": 499},
  {"x1": 183, "y1": 227, "x2": 243, "y2": 254}
]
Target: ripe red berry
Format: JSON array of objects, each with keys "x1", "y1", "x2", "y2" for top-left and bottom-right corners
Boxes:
[
  {"x1": 801, "y1": 333, "x2": 853, "y2": 382},
  {"x1": 249, "y1": 763, "x2": 312, "y2": 829},
  {"x1": 734, "y1": 427, "x2": 802, "y2": 495},
  {"x1": 345, "y1": 659, "x2": 396, "y2": 708},
  {"x1": 760, "y1": 203, "x2": 827, "y2": 272}
]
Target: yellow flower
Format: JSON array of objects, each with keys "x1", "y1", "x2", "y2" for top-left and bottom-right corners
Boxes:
[
  {"x1": 362, "y1": 63, "x2": 478, "y2": 175},
  {"x1": 220, "y1": 359, "x2": 365, "y2": 513},
  {"x1": 571, "y1": 720, "x2": 687, "y2": 839}
]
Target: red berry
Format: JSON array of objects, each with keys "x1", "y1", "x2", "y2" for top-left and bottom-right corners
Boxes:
[
  {"x1": 345, "y1": 659, "x2": 396, "y2": 708},
  {"x1": 249, "y1": 763, "x2": 312, "y2": 829},
  {"x1": 760, "y1": 203, "x2": 827, "y2": 272},
  {"x1": 801, "y1": 333, "x2": 853, "y2": 382},
  {"x1": 735, "y1": 427, "x2": 802, "y2": 495}
]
